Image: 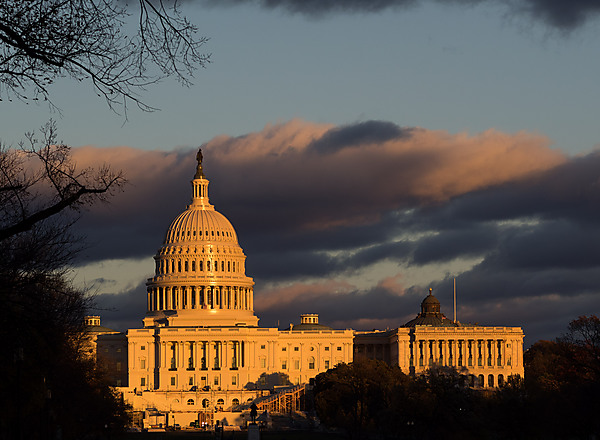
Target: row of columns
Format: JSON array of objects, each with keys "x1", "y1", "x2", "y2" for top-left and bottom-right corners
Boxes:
[
  {"x1": 147, "y1": 285, "x2": 253, "y2": 312},
  {"x1": 409, "y1": 338, "x2": 512, "y2": 368},
  {"x1": 159, "y1": 340, "x2": 246, "y2": 371},
  {"x1": 156, "y1": 257, "x2": 242, "y2": 276}
]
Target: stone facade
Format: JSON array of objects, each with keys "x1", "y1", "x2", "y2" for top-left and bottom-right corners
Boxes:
[
  {"x1": 95, "y1": 150, "x2": 524, "y2": 428},
  {"x1": 354, "y1": 291, "x2": 524, "y2": 387}
]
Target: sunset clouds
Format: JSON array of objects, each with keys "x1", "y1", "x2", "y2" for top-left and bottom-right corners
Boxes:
[{"x1": 78, "y1": 120, "x2": 600, "y2": 345}]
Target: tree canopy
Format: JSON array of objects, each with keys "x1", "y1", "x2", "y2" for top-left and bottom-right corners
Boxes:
[
  {"x1": 314, "y1": 319, "x2": 600, "y2": 440},
  {"x1": 0, "y1": 0, "x2": 209, "y2": 113},
  {"x1": 0, "y1": 124, "x2": 128, "y2": 439}
]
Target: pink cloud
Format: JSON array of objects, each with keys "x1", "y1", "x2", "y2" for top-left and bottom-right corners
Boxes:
[{"x1": 255, "y1": 279, "x2": 355, "y2": 311}]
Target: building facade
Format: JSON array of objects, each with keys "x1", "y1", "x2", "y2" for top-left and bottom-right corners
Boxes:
[
  {"x1": 99, "y1": 150, "x2": 523, "y2": 427},
  {"x1": 120, "y1": 151, "x2": 353, "y2": 427},
  {"x1": 354, "y1": 289, "x2": 524, "y2": 387}
]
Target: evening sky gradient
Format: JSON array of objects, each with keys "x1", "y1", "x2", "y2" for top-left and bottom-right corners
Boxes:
[{"x1": 2, "y1": 0, "x2": 600, "y2": 346}]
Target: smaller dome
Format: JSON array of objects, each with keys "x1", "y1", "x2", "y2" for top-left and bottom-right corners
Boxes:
[{"x1": 403, "y1": 288, "x2": 458, "y2": 328}]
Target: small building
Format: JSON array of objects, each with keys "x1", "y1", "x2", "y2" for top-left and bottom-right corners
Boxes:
[{"x1": 354, "y1": 289, "x2": 524, "y2": 387}]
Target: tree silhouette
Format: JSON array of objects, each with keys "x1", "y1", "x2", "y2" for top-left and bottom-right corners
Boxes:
[
  {"x1": 0, "y1": 0, "x2": 209, "y2": 113},
  {"x1": 0, "y1": 123, "x2": 128, "y2": 439}
]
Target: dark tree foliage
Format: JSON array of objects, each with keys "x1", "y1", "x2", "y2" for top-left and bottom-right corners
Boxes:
[
  {"x1": 521, "y1": 316, "x2": 600, "y2": 439},
  {"x1": 0, "y1": 124, "x2": 128, "y2": 439},
  {"x1": 314, "y1": 360, "x2": 485, "y2": 440},
  {"x1": 315, "y1": 321, "x2": 600, "y2": 440},
  {"x1": 0, "y1": 0, "x2": 210, "y2": 113}
]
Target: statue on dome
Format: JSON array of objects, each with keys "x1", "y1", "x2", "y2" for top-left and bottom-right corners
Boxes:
[{"x1": 195, "y1": 147, "x2": 205, "y2": 178}]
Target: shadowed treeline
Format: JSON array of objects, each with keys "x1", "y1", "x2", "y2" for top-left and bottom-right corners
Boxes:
[{"x1": 313, "y1": 316, "x2": 600, "y2": 439}]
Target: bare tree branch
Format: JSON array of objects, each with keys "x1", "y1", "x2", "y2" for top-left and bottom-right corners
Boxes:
[
  {"x1": 0, "y1": 0, "x2": 210, "y2": 114},
  {"x1": 0, "y1": 120, "x2": 126, "y2": 243}
]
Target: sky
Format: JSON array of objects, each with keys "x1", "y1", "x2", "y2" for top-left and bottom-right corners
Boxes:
[{"x1": 3, "y1": 0, "x2": 600, "y2": 347}]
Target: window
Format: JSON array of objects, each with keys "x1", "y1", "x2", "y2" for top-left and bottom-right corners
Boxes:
[
  {"x1": 116, "y1": 362, "x2": 122, "y2": 372},
  {"x1": 140, "y1": 358, "x2": 146, "y2": 369},
  {"x1": 498, "y1": 374, "x2": 505, "y2": 387},
  {"x1": 294, "y1": 360, "x2": 300, "y2": 369},
  {"x1": 337, "y1": 347, "x2": 342, "y2": 351},
  {"x1": 282, "y1": 347, "x2": 287, "y2": 352},
  {"x1": 294, "y1": 347, "x2": 299, "y2": 352},
  {"x1": 232, "y1": 398, "x2": 240, "y2": 406},
  {"x1": 324, "y1": 360, "x2": 330, "y2": 369},
  {"x1": 117, "y1": 348, "x2": 122, "y2": 353},
  {"x1": 261, "y1": 345, "x2": 266, "y2": 349},
  {"x1": 187, "y1": 399, "x2": 195, "y2": 406},
  {"x1": 282, "y1": 361, "x2": 287, "y2": 370},
  {"x1": 232, "y1": 376, "x2": 237, "y2": 385},
  {"x1": 308, "y1": 357, "x2": 315, "y2": 369},
  {"x1": 488, "y1": 374, "x2": 494, "y2": 388},
  {"x1": 140, "y1": 377, "x2": 146, "y2": 387},
  {"x1": 202, "y1": 399, "x2": 210, "y2": 408},
  {"x1": 214, "y1": 376, "x2": 219, "y2": 386},
  {"x1": 171, "y1": 377, "x2": 176, "y2": 386},
  {"x1": 217, "y1": 398, "x2": 224, "y2": 405},
  {"x1": 116, "y1": 379, "x2": 122, "y2": 386},
  {"x1": 260, "y1": 358, "x2": 266, "y2": 368},
  {"x1": 141, "y1": 346, "x2": 146, "y2": 351},
  {"x1": 324, "y1": 347, "x2": 329, "y2": 351},
  {"x1": 189, "y1": 377, "x2": 194, "y2": 385}
]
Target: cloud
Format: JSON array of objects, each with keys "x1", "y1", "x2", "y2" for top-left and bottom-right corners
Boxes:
[
  {"x1": 69, "y1": 119, "x2": 600, "y2": 345},
  {"x1": 71, "y1": 119, "x2": 564, "y2": 263},
  {"x1": 199, "y1": 0, "x2": 600, "y2": 30}
]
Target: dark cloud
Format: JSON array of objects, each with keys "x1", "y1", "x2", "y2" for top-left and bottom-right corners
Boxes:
[
  {"x1": 89, "y1": 281, "x2": 147, "y2": 332},
  {"x1": 200, "y1": 0, "x2": 600, "y2": 30},
  {"x1": 307, "y1": 121, "x2": 412, "y2": 155},
  {"x1": 69, "y1": 120, "x2": 600, "y2": 345}
]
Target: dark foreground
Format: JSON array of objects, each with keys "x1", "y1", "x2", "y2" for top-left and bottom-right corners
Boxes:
[{"x1": 113, "y1": 430, "x2": 344, "y2": 440}]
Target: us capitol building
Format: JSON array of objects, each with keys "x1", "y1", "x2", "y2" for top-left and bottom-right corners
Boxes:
[{"x1": 92, "y1": 150, "x2": 524, "y2": 428}]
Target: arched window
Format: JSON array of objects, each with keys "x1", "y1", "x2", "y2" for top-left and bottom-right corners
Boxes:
[
  {"x1": 478, "y1": 374, "x2": 484, "y2": 387},
  {"x1": 308, "y1": 357, "x2": 315, "y2": 369},
  {"x1": 187, "y1": 399, "x2": 194, "y2": 406},
  {"x1": 184, "y1": 261, "x2": 189, "y2": 272},
  {"x1": 178, "y1": 260, "x2": 182, "y2": 272},
  {"x1": 202, "y1": 398, "x2": 210, "y2": 408},
  {"x1": 498, "y1": 374, "x2": 505, "y2": 387},
  {"x1": 217, "y1": 398, "x2": 224, "y2": 405},
  {"x1": 232, "y1": 398, "x2": 240, "y2": 406},
  {"x1": 488, "y1": 374, "x2": 494, "y2": 388},
  {"x1": 221, "y1": 261, "x2": 225, "y2": 271},
  {"x1": 192, "y1": 260, "x2": 196, "y2": 271}
]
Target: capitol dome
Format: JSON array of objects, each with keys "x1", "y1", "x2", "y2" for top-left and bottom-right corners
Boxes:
[{"x1": 143, "y1": 150, "x2": 258, "y2": 328}]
